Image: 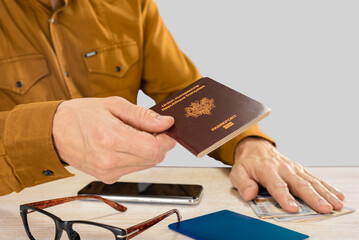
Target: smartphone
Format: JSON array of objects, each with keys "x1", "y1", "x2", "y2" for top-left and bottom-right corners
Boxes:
[{"x1": 77, "y1": 181, "x2": 203, "y2": 205}]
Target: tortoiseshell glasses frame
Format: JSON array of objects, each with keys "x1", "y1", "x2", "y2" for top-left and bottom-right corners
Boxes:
[{"x1": 19, "y1": 195, "x2": 181, "y2": 240}]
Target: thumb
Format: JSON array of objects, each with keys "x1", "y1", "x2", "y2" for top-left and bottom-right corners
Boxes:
[
  {"x1": 230, "y1": 164, "x2": 259, "y2": 201},
  {"x1": 109, "y1": 98, "x2": 174, "y2": 133}
]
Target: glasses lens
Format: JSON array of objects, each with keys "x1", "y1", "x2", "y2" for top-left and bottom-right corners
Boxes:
[
  {"x1": 26, "y1": 209, "x2": 57, "y2": 240},
  {"x1": 72, "y1": 223, "x2": 116, "y2": 239}
]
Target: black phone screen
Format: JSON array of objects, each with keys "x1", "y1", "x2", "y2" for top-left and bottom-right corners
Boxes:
[{"x1": 78, "y1": 181, "x2": 203, "y2": 199}]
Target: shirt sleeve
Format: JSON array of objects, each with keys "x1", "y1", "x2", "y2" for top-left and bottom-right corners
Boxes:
[
  {"x1": 0, "y1": 101, "x2": 73, "y2": 196},
  {"x1": 140, "y1": 0, "x2": 276, "y2": 166}
]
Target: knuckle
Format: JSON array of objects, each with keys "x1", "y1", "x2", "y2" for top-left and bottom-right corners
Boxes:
[
  {"x1": 98, "y1": 175, "x2": 120, "y2": 184},
  {"x1": 229, "y1": 165, "x2": 245, "y2": 181},
  {"x1": 272, "y1": 181, "x2": 288, "y2": 189},
  {"x1": 295, "y1": 163, "x2": 307, "y2": 174},
  {"x1": 106, "y1": 96, "x2": 127, "y2": 105},
  {"x1": 137, "y1": 106, "x2": 155, "y2": 120},
  {"x1": 95, "y1": 156, "x2": 117, "y2": 171},
  {"x1": 308, "y1": 177, "x2": 320, "y2": 185},
  {"x1": 95, "y1": 168, "x2": 126, "y2": 184},
  {"x1": 295, "y1": 179, "x2": 311, "y2": 190},
  {"x1": 96, "y1": 129, "x2": 117, "y2": 148},
  {"x1": 229, "y1": 171, "x2": 237, "y2": 182},
  {"x1": 278, "y1": 161, "x2": 294, "y2": 173},
  {"x1": 168, "y1": 138, "x2": 177, "y2": 149},
  {"x1": 156, "y1": 153, "x2": 166, "y2": 164},
  {"x1": 147, "y1": 138, "x2": 162, "y2": 164},
  {"x1": 149, "y1": 146, "x2": 162, "y2": 164},
  {"x1": 121, "y1": 123, "x2": 136, "y2": 133},
  {"x1": 257, "y1": 158, "x2": 276, "y2": 174},
  {"x1": 319, "y1": 178, "x2": 329, "y2": 186},
  {"x1": 146, "y1": 140, "x2": 165, "y2": 165}
]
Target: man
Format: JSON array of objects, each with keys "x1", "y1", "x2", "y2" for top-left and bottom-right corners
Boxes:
[{"x1": 0, "y1": 0, "x2": 344, "y2": 214}]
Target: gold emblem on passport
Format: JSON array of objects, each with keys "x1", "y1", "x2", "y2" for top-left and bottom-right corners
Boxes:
[{"x1": 185, "y1": 97, "x2": 215, "y2": 118}]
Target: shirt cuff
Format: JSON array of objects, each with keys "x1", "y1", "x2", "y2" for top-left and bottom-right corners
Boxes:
[
  {"x1": 3, "y1": 101, "x2": 73, "y2": 192},
  {"x1": 208, "y1": 124, "x2": 275, "y2": 166}
]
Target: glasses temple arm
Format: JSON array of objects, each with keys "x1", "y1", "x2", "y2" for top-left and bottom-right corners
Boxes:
[
  {"x1": 126, "y1": 209, "x2": 181, "y2": 239},
  {"x1": 23, "y1": 195, "x2": 127, "y2": 212}
]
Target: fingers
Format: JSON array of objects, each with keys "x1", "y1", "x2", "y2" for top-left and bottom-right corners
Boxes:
[
  {"x1": 86, "y1": 122, "x2": 176, "y2": 166},
  {"x1": 107, "y1": 97, "x2": 174, "y2": 133},
  {"x1": 264, "y1": 160, "x2": 342, "y2": 213},
  {"x1": 81, "y1": 130, "x2": 175, "y2": 183},
  {"x1": 230, "y1": 164, "x2": 259, "y2": 201},
  {"x1": 321, "y1": 181, "x2": 345, "y2": 201},
  {"x1": 280, "y1": 172, "x2": 333, "y2": 213},
  {"x1": 303, "y1": 168, "x2": 345, "y2": 201},
  {"x1": 232, "y1": 138, "x2": 345, "y2": 214},
  {"x1": 108, "y1": 122, "x2": 176, "y2": 162},
  {"x1": 53, "y1": 97, "x2": 177, "y2": 185},
  {"x1": 255, "y1": 163, "x2": 300, "y2": 213},
  {"x1": 274, "y1": 160, "x2": 344, "y2": 213},
  {"x1": 291, "y1": 172, "x2": 344, "y2": 211},
  {"x1": 118, "y1": 133, "x2": 176, "y2": 166},
  {"x1": 271, "y1": 160, "x2": 344, "y2": 213}
]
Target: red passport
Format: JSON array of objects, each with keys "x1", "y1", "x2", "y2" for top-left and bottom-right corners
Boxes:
[{"x1": 150, "y1": 77, "x2": 271, "y2": 157}]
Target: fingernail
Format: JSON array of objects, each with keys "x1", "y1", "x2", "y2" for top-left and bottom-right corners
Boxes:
[
  {"x1": 319, "y1": 199, "x2": 330, "y2": 206},
  {"x1": 288, "y1": 199, "x2": 298, "y2": 208},
  {"x1": 156, "y1": 115, "x2": 172, "y2": 121}
]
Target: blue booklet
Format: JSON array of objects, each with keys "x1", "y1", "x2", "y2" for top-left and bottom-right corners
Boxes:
[{"x1": 168, "y1": 210, "x2": 309, "y2": 240}]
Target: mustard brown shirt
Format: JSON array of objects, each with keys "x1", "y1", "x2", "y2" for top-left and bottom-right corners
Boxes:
[{"x1": 0, "y1": 0, "x2": 273, "y2": 195}]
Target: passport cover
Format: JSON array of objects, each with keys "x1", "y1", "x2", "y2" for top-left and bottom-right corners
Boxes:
[
  {"x1": 168, "y1": 210, "x2": 309, "y2": 240},
  {"x1": 150, "y1": 77, "x2": 271, "y2": 157}
]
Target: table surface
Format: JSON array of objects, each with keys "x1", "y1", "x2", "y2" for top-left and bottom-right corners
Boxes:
[{"x1": 0, "y1": 166, "x2": 358, "y2": 240}]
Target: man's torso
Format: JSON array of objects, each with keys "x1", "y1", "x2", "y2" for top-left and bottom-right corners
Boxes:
[{"x1": 0, "y1": 0, "x2": 145, "y2": 111}]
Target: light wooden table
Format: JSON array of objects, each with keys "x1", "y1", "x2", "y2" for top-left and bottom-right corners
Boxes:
[{"x1": 0, "y1": 166, "x2": 358, "y2": 239}]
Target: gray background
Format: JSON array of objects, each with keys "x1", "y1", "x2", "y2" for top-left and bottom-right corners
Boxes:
[{"x1": 138, "y1": 0, "x2": 359, "y2": 167}]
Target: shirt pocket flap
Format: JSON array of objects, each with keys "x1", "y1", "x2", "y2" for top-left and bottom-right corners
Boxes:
[
  {"x1": 83, "y1": 41, "x2": 139, "y2": 78},
  {"x1": 0, "y1": 54, "x2": 49, "y2": 95}
]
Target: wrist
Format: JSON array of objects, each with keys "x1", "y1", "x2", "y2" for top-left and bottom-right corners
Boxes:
[{"x1": 234, "y1": 137, "x2": 275, "y2": 162}]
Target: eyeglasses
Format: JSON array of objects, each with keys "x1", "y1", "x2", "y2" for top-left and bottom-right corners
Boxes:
[{"x1": 20, "y1": 195, "x2": 181, "y2": 240}]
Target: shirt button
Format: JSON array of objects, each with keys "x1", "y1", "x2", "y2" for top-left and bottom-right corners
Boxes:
[
  {"x1": 50, "y1": 18, "x2": 55, "y2": 24},
  {"x1": 15, "y1": 81, "x2": 23, "y2": 88},
  {"x1": 43, "y1": 170, "x2": 54, "y2": 176},
  {"x1": 65, "y1": 71, "x2": 69, "y2": 77},
  {"x1": 115, "y1": 66, "x2": 121, "y2": 72}
]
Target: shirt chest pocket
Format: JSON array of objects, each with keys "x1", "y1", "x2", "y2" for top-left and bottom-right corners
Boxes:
[
  {"x1": 83, "y1": 41, "x2": 139, "y2": 78},
  {"x1": 0, "y1": 54, "x2": 49, "y2": 95},
  {"x1": 82, "y1": 41, "x2": 140, "y2": 97}
]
